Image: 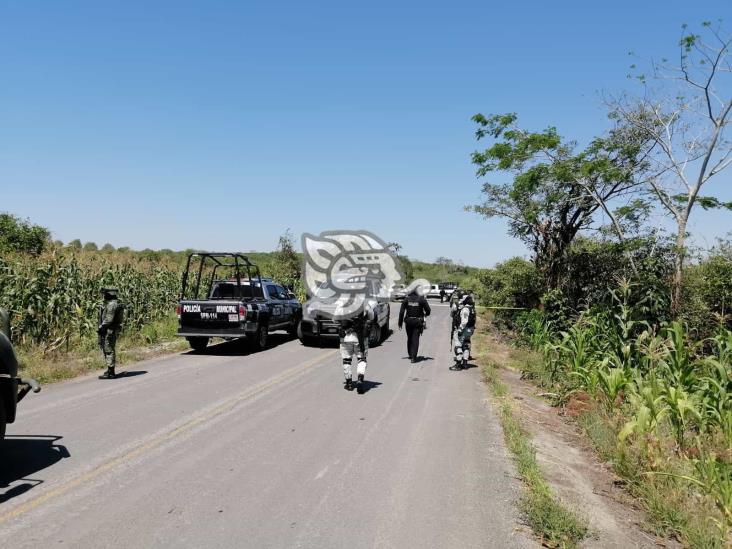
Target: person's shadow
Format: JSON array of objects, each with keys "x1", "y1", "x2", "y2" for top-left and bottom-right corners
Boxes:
[
  {"x1": 0, "y1": 435, "x2": 70, "y2": 504},
  {"x1": 115, "y1": 370, "x2": 147, "y2": 378},
  {"x1": 358, "y1": 380, "x2": 382, "y2": 393}
]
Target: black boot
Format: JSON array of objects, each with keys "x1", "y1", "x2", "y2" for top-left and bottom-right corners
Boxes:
[
  {"x1": 344, "y1": 378, "x2": 353, "y2": 391},
  {"x1": 356, "y1": 374, "x2": 365, "y2": 394},
  {"x1": 99, "y1": 367, "x2": 116, "y2": 379}
]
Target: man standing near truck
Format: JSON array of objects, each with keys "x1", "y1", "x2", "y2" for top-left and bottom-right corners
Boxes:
[{"x1": 97, "y1": 287, "x2": 124, "y2": 379}]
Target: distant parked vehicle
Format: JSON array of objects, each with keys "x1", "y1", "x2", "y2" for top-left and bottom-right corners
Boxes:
[
  {"x1": 390, "y1": 284, "x2": 407, "y2": 301},
  {"x1": 439, "y1": 282, "x2": 458, "y2": 300},
  {"x1": 426, "y1": 284, "x2": 442, "y2": 299}
]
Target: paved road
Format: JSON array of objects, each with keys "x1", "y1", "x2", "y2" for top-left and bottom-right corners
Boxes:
[{"x1": 1, "y1": 305, "x2": 533, "y2": 548}]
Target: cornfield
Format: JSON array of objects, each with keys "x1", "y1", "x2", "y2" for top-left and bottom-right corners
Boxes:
[
  {"x1": 519, "y1": 281, "x2": 732, "y2": 540},
  {"x1": 0, "y1": 252, "x2": 180, "y2": 349}
]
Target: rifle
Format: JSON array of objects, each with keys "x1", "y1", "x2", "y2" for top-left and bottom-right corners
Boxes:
[{"x1": 450, "y1": 322, "x2": 455, "y2": 351}]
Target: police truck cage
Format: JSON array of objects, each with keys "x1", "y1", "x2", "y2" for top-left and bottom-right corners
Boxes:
[{"x1": 180, "y1": 253, "x2": 264, "y2": 301}]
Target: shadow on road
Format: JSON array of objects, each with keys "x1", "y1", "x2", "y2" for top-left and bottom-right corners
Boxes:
[
  {"x1": 449, "y1": 362, "x2": 478, "y2": 371},
  {"x1": 358, "y1": 380, "x2": 382, "y2": 393},
  {"x1": 184, "y1": 333, "x2": 294, "y2": 357},
  {"x1": 115, "y1": 370, "x2": 147, "y2": 378},
  {"x1": 0, "y1": 435, "x2": 70, "y2": 504}
]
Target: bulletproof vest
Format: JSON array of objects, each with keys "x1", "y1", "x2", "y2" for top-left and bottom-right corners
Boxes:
[
  {"x1": 463, "y1": 305, "x2": 476, "y2": 328},
  {"x1": 404, "y1": 294, "x2": 425, "y2": 318},
  {"x1": 99, "y1": 299, "x2": 125, "y2": 328}
]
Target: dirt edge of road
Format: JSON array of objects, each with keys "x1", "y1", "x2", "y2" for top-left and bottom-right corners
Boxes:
[{"x1": 474, "y1": 321, "x2": 673, "y2": 549}]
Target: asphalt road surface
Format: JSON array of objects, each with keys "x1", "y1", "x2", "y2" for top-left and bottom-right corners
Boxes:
[{"x1": 1, "y1": 305, "x2": 534, "y2": 548}]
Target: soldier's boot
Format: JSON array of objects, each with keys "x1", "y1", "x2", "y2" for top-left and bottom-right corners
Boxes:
[
  {"x1": 356, "y1": 374, "x2": 365, "y2": 394},
  {"x1": 344, "y1": 377, "x2": 353, "y2": 391},
  {"x1": 99, "y1": 367, "x2": 116, "y2": 379}
]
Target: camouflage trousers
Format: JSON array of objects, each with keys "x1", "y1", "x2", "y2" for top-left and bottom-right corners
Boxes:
[
  {"x1": 98, "y1": 330, "x2": 118, "y2": 368},
  {"x1": 453, "y1": 327, "x2": 474, "y2": 363},
  {"x1": 340, "y1": 332, "x2": 368, "y2": 380}
]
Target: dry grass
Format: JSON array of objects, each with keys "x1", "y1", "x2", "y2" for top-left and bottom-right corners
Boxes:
[{"x1": 16, "y1": 314, "x2": 187, "y2": 384}]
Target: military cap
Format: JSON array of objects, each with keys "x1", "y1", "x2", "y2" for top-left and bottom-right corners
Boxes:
[{"x1": 100, "y1": 287, "x2": 119, "y2": 295}]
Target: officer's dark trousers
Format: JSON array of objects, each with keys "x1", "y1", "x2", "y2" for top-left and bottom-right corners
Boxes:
[{"x1": 405, "y1": 317, "x2": 423, "y2": 359}]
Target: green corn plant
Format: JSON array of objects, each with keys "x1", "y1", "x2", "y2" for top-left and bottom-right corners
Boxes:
[
  {"x1": 661, "y1": 385, "x2": 703, "y2": 448},
  {"x1": 619, "y1": 376, "x2": 670, "y2": 441},
  {"x1": 597, "y1": 357, "x2": 632, "y2": 412},
  {"x1": 698, "y1": 358, "x2": 732, "y2": 442},
  {"x1": 658, "y1": 322, "x2": 700, "y2": 393}
]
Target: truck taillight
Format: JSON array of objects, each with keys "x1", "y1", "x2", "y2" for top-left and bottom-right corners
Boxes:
[
  {"x1": 239, "y1": 304, "x2": 247, "y2": 320},
  {"x1": 176, "y1": 304, "x2": 181, "y2": 319}
]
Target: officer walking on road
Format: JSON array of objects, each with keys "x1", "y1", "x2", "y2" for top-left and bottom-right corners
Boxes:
[
  {"x1": 98, "y1": 287, "x2": 124, "y2": 379},
  {"x1": 451, "y1": 293, "x2": 476, "y2": 370},
  {"x1": 338, "y1": 300, "x2": 375, "y2": 394},
  {"x1": 398, "y1": 285, "x2": 431, "y2": 363}
]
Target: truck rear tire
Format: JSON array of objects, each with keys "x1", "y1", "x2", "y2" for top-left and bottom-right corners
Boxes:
[
  {"x1": 187, "y1": 337, "x2": 209, "y2": 351},
  {"x1": 249, "y1": 325, "x2": 268, "y2": 351}
]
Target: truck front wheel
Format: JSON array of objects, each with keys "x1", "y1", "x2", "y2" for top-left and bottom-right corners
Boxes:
[{"x1": 187, "y1": 337, "x2": 209, "y2": 352}]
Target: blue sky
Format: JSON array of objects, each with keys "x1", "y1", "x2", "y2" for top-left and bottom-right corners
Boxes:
[{"x1": 1, "y1": 1, "x2": 730, "y2": 267}]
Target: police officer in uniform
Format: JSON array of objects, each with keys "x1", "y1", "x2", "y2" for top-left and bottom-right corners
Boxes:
[
  {"x1": 338, "y1": 301, "x2": 375, "y2": 394},
  {"x1": 451, "y1": 294, "x2": 476, "y2": 370},
  {"x1": 398, "y1": 285, "x2": 431, "y2": 363},
  {"x1": 98, "y1": 287, "x2": 124, "y2": 379}
]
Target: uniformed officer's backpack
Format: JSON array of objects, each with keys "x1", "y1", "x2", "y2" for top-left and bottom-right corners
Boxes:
[
  {"x1": 454, "y1": 304, "x2": 476, "y2": 329},
  {"x1": 465, "y1": 304, "x2": 476, "y2": 328},
  {"x1": 112, "y1": 302, "x2": 126, "y2": 326}
]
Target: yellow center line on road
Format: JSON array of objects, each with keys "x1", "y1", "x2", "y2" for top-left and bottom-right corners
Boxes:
[{"x1": 0, "y1": 349, "x2": 337, "y2": 525}]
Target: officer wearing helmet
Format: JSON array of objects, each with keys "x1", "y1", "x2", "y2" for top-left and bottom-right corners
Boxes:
[
  {"x1": 451, "y1": 293, "x2": 476, "y2": 370},
  {"x1": 97, "y1": 287, "x2": 125, "y2": 379}
]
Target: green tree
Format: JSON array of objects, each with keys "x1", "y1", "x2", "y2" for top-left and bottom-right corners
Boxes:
[
  {"x1": 0, "y1": 213, "x2": 51, "y2": 256},
  {"x1": 469, "y1": 114, "x2": 646, "y2": 290},
  {"x1": 83, "y1": 242, "x2": 98, "y2": 252},
  {"x1": 68, "y1": 239, "x2": 82, "y2": 250},
  {"x1": 270, "y1": 230, "x2": 301, "y2": 289},
  {"x1": 101, "y1": 243, "x2": 116, "y2": 253},
  {"x1": 609, "y1": 21, "x2": 732, "y2": 315}
]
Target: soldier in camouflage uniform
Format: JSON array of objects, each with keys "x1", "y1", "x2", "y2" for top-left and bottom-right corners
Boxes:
[{"x1": 98, "y1": 288, "x2": 124, "y2": 379}]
